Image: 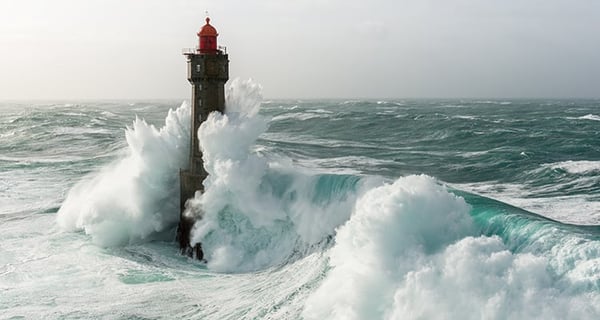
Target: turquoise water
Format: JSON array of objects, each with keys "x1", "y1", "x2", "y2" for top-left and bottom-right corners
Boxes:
[{"x1": 2, "y1": 84, "x2": 600, "y2": 318}]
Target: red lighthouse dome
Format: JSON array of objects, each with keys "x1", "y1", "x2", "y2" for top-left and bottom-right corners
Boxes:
[{"x1": 198, "y1": 17, "x2": 218, "y2": 54}]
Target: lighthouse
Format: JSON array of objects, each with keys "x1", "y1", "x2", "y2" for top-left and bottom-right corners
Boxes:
[{"x1": 178, "y1": 17, "x2": 229, "y2": 258}]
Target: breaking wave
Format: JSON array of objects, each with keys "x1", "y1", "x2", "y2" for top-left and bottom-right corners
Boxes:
[
  {"x1": 186, "y1": 79, "x2": 369, "y2": 272},
  {"x1": 56, "y1": 80, "x2": 600, "y2": 318},
  {"x1": 580, "y1": 114, "x2": 600, "y2": 121},
  {"x1": 303, "y1": 182, "x2": 600, "y2": 319},
  {"x1": 56, "y1": 104, "x2": 190, "y2": 246}
]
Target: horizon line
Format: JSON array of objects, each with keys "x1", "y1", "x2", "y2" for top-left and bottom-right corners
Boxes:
[{"x1": 1, "y1": 96, "x2": 599, "y2": 103}]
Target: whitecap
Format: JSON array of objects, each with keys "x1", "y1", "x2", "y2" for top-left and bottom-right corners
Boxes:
[
  {"x1": 579, "y1": 114, "x2": 600, "y2": 121},
  {"x1": 549, "y1": 160, "x2": 600, "y2": 174},
  {"x1": 56, "y1": 102, "x2": 191, "y2": 246}
]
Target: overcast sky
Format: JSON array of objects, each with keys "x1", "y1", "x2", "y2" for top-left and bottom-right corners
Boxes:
[{"x1": 1, "y1": 0, "x2": 599, "y2": 99}]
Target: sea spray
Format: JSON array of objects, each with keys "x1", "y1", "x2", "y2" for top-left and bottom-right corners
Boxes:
[
  {"x1": 303, "y1": 175, "x2": 474, "y2": 319},
  {"x1": 303, "y1": 175, "x2": 600, "y2": 319},
  {"x1": 465, "y1": 195, "x2": 600, "y2": 293},
  {"x1": 55, "y1": 78, "x2": 365, "y2": 272},
  {"x1": 188, "y1": 79, "x2": 366, "y2": 272},
  {"x1": 56, "y1": 104, "x2": 190, "y2": 246},
  {"x1": 9, "y1": 97, "x2": 600, "y2": 319}
]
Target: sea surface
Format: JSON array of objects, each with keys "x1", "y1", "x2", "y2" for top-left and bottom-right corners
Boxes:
[{"x1": 2, "y1": 81, "x2": 600, "y2": 319}]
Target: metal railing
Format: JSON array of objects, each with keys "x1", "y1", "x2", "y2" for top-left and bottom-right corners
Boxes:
[
  {"x1": 182, "y1": 47, "x2": 227, "y2": 55},
  {"x1": 182, "y1": 48, "x2": 196, "y2": 55}
]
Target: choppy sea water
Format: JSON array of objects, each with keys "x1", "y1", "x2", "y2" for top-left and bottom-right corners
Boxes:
[{"x1": 2, "y1": 81, "x2": 600, "y2": 319}]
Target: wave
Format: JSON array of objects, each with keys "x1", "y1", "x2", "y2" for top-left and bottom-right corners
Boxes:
[
  {"x1": 54, "y1": 79, "x2": 368, "y2": 273},
  {"x1": 579, "y1": 114, "x2": 600, "y2": 121},
  {"x1": 303, "y1": 183, "x2": 600, "y2": 319},
  {"x1": 452, "y1": 114, "x2": 479, "y2": 121},
  {"x1": 547, "y1": 160, "x2": 600, "y2": 175},
  {"x1": 271, "y1": 112, "x2": 331, "y2": 122},
  {"x1": 453, "y1": 181, "x2": 600, "y2": 225},
  {"x1": 294, "y1": 156, "x2": 397, "y2": 174},
  {"x1": 184, "y1": 87, "x2": 600, "y2": 317},
  {"x1": 453, "y1": 160, "x2": 600, "y2": 221},
  {"x1": 56, "y1": 104, "x2": 190, "y2": 246},
  {"x1": 184, "y1": 79, "x2": 370, "y2": 272},
  {"x1": 473, "y1": 100, "x2": 513, "y2": 105},
  {"x1": 53, "y1": 81, "x2": 600, "y2": 318},
  {"x1": 466, "y1": 193, "x2": 600, "y2": 289}
]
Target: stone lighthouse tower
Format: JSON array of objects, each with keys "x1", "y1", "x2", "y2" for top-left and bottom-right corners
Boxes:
[{"x1": 178, "y1": 17, "x2": 229, "y2": 258}]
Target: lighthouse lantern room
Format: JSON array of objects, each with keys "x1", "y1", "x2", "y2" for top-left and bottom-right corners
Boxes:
[{"x1": 198, "y1": 17, "x2": 218, "y2": 53}]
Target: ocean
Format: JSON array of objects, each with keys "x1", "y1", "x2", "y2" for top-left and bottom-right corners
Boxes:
[{"x1": 2, "y1": 79, "x2": 600, "y2": 319}]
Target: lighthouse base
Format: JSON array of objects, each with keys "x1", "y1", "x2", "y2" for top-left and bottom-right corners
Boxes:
[{"x1": 177, "y1": 169, "x2": 206, "y2": 259}]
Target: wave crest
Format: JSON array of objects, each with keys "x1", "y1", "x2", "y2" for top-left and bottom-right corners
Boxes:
[
  {"x1": 188, "y1": 80, "x2": 365, "y2": 272},
  {"x1": 56, "y1": 103, "x2": 190, "y2": 246}
]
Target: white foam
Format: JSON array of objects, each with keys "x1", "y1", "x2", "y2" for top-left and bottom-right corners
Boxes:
[
  {"x1": 294, "y1": 156, "x2": 396, "y2": 175},
  {"x1": 453, "y1": 181, "x2": 600, "y2": 224},
  {"x1": 303, "y1": 175, "x2": 471, "y2": 318},
  {"x1": 304, "y1": 175, "x2": 600, "y2": 319},
  {"x1": 453, "y1": 115, "x2": 478, "y2": 120},
  {"x1": 51, "y1": 127, "x2": 112, "y2": 135},
  {"x1": 308, "y1": 108, "x2": 334, "y2": 114},
  {"x1": 186, "y1": 80, "x2": 366, "y2": 272},
  {"x1": 579, "y1": 114, "x2": 600, "y2": 121},
  {"x1": 272, "y1": 112, "x2": 330, "y2": 122},
  {"x1": 56, "y1": 103, "x2": 190, "y2": 246},
  {"x1": 549, "y1": 160, "x2": 600, "y2": 174},
  {"x1": 0, "y1": 130, "x2": 16, "y2": 139}
]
